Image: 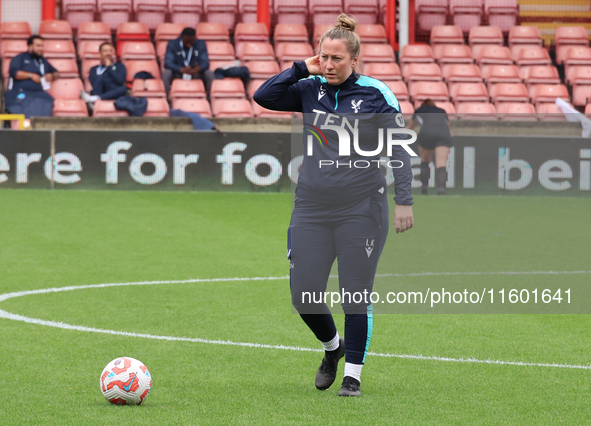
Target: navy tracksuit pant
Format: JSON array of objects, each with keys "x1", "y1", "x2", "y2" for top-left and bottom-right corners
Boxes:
[{"x1": 288, "y1": 186, "x2": 389, "y2": 364}]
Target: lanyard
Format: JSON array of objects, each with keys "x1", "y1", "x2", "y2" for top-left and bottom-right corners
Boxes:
[
  {"x1": 97, "y1": 65, "x2": 107, "y2": 75},
  {"x1": 35, "y1": 59, "x2": 45, "y2": 76},
  {"x1": 179, "y1": 41, "x2": 193, "y2": 67}
]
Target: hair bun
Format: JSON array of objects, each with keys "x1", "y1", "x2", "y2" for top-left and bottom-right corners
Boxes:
[{"x1": 335, "y1": 13, "x2": 357, "y2": 32}]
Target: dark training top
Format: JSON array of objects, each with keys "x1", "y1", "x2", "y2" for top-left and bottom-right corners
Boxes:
[
  {"x1": 164, "y1": 37, "x2": 209, "y2": 74},
  {"x1": 412, "y1": 104, "x2": 452, "y2": 140},
  {"x1": 89, "y1": 62, "x2": 127, "y2": 97},
  {"x1": 9, "y1": 52, "x2": 57, "y2": 92},
  {"x1": 254, "y1": 61, "x2": 413, "y2": 205}
]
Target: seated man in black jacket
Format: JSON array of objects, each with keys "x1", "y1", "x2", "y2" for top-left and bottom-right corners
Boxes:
[
  {"x1": 162, "y1": 27, "x2": 214, "y2": 95},
  {"x1": 80, "y1": 42, "x2": 127, "y2": 105}
]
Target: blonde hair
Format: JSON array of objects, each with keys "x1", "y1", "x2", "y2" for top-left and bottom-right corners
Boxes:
[{"x1": 319, "y1": 14, "x2": 361, "y2": 60}]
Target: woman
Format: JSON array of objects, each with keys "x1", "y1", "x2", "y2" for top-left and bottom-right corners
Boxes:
[
  {"x1": 407, "y1": 99, "x2": 453, "y2": 195},
  {"x1": 254, "y1": 14, "x2": 414, "y2": 397}
]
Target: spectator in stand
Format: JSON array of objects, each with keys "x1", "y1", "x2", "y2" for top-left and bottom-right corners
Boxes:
[
  {"x1": 5, "y1": 35, "x2": 60, "y2": 118},
  {"x1": 163, "y1": 27, "x2": 214, "y2": 95},
  {"x1": 80, "y1": 42, "x2": 127, "y2": 107}
]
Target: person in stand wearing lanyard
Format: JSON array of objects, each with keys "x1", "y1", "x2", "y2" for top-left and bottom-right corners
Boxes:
[
  {"x1": 162, "y1": 27, "x2": 214, "y2": 95},
  {"x1": 80, "y1": 42, "x2": 127, "y2": 107},
  {"x1": 5, "y1": 35, "x2": 60, "y2": 118}
]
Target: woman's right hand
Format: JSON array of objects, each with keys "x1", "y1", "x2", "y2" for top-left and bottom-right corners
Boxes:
[{"x1": 305, "y1": 56, "x2": 322, "y2": 75}]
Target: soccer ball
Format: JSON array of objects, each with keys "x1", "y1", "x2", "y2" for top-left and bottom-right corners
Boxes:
[{"x1": 100, "y1": 357, "x2": 152, "y2": 405}]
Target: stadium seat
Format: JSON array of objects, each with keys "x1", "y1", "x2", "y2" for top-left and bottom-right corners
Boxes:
[
  {"x1": 442, "y1": 63, "x2": 482, "y2": 83},
  {"x1": 210, "y1": 78, "x2": 246, "y2": 99},
  {"x1": 0, "y1": 22, "x2": 32, "y2": 40},
  {"x1": 364, "y1": 62, "x2": 402, "y2": 81},
  {"x1": 47, "y1": 59, "x2": 80, "y2": 78},
  {"x1": 469, "y1": 26, "x2": 503, "y2": 46},
  {"x1": 313, "y1": 24, "x2": 333, "y2": 45},
  {"x1": 79, "y1": 40, "x2": 106, "y2": 60},
  {"x1": 430, "y1": 26, "x2": 465, "y2": 44},
  {"x1": 93, "y1": 99, "x2": 130, "y2": 117},
  {"x1": 508, "y1": 25, "x2": 542, "y2": 46},
  {"x1": 514, "y1": 46, "x2": 551, "y2": 67},
  {"x1": 144, "y1": 97, "x2": 171, "y2": 117},
  {"x1": 275, "y1": 42, "x2": 314, "y2": 62},
  {"x1": 434, "y1": 44, "x2": 474, "y2": 64},
  {"x1": 77, "y1": 22, "x2": 111, "y2": 50},
  {"x1": 47, "y1": 78, "x2": 85, "y2": 100},
  {"x1": 237, "y1": 42, "x2": 275, "y2": 61},
  {"x1": 134, "y1": 0, "x2": 169, "y2": 31},
  {"x1": 131, "y1": 78, "x2": 167, "y2": 97},
  {"x1": 434, "y1": 101, "x2": 457, "y2": 119},
  {"x1": 81, "y1": 59, "x2": 100, "y2": 91},
  {"x1": 566, "y1": 66, "x2": 591, "y2": 87},
  {"x1": 481, "y1": 65, "x2": 521, "y2": 86},
  {"x1": 586, "y1": 103, "x2": 591, "y2": 115},
  {"x1": 309, "y1": 0, "x2": 343, "y2": 27},
  {"x1": 384, "y1": 80, "x2": 409, "y2": 101},
  {"x1": 169, "y1": 0, "x2": 203, "y2": 27},
  {"x1": 455, "y1": 101, "x2": 498, "y2": 120},
  {"x1": 121, "y1": 42, "x2": 157, "y2": 61},
  {"x1": 449, "y1": 82, "x2": 489, "y2": 102},
  {"x1": 0, "y1": 40, "x2": 28, "y2": 59},
  {"x1": 43, "y1": 40, "x2": 77, "y2": 59},
  {"x1": 116, "y1": 22, "x2": 150, "y2": 56},
  {"x1": 573, "y1": 85, "x2": 591, "y2": 107},
  {"x1": 280, "y1": 61, "x2": 295, "y2": 71},
  {"x1": 554, "y1": 26, "x2": 589, "y2": 46},
  {"x1": 400, "y1": 44, "x2": 435, "y2": 63},
  {"x1": 415, "y1": 0, "x2": 448, "y2": 32},
  {"x1": 52, "y1": 99, "x2": 89, "y2": 117},
  {"x1": 206, "y1": 41, "x2": 236, "y2": 60},
  {"x1": 245, "y1": 61, "x2": 281, "y2": 79},
  {"x1": 495, "y1": 102, "x2": 537, "y2": 121},
  {"x1": 203, "y1": 0, "x2": 238, "y2": 31},
  {"x1": 170, "y1": 79, "x2": 207, "y2": 99},
  {"x1": 398, "y1": 100, "x2": 415, "y2": 119},
  {"x1": 356, "y1": 24, "x2": 388, "y2": 43},
  {"x1": 171, "y1": 98, "x2": 212, "y2": 117},
  {"x1": 530, "y1": 84, "x2": 570, "y2": 105},
  {"x1": 98, "y1": 0, "x2": 133, "y2": 31},
  {"x1": 403, "y1": 63, "x2": 442, "y2": 82},
  {"x1": 409, "y1": 81, "x2": 449, "y2": 102},
  {"x1": 484, "y1": 0, "x2": 517, "y2": 33},
  {"x1": 124, "y1": 60, "x2": 161, "y2": 84},
  {"x1": 246, "y1": 79, "x2": 265, "y2": 99},
  {"x1": 238, "y1": 0, "x2": 258, "y2": 23},
  {"x1": 39, "y1": 20, "x2": 73, "y2": 40},
  {"x1": 62, "y1": 1, "x2": 97, "y2": 30},
  {"x1": 274, "y1": 24, "x2": 309, "y2": 42},
  {"x1": 558, "y1": 45, "x2": 591, "y2": 67},
  {"x1": 475, "y1": 45, "x2": 512, "y2": 65},
  {"x1": 520, "y1": 66, "x2": 560, "y2": 85},
  {"x1": 212, "y1": 98, "x2": 254, "y2": 117},
  {"x1": 155, "y1": 23, "x2": 186, "y2": 42},
  {"x1": 450, "y1": 0, "x2": 483, "y2": 33},
  {"x1": 234, "y1": 23, "x2": 269, "y2": 43},
  {"x1": 489, "y1": 83, "x2": 528, "y2": 103},
  {"x1": 360, "y1": 43, "x2": 395, "y2": 62},
  {"x1": 344, "y1": 0, "x2": 379, "y2": 25},
  {"x1": 536, "y1": 102, "x2": 570, "y2": 121},
  {"x1": 197, "y1": 22, "x2": 231, "y2": 41},
  {"x1": 252, "y1": 100, "x2": 293, "y2": 118},
  {"x1": 274, "y1": 0, "x2": 307, "y2": 26}
]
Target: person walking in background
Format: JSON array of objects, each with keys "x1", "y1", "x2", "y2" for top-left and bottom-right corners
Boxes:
[{"x1": 407, "y1": 99, "x2": 453, "y2": 195}]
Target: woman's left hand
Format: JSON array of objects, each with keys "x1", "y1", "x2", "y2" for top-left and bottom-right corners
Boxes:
[{"x1": 393, "y1": 205, "x2": 414, "y2": 234}]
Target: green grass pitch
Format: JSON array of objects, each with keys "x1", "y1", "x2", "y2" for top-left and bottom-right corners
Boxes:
[{"x1": 0, "y1": 189, "x2": 590, "y2": 425}]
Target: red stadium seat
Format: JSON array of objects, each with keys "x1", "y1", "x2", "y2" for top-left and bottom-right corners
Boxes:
[
  {"x1": 554, "y1": 26, "x2": 589, "y2": 46},
  {"x1": 567, "y1": 66, "x2": 591, "y2": 87},
  {"x1": 252, "y1": 101, "x2": 293, "y2": 118},
  {"x1": 0, "y1": 22, "x2": 32, "y2": 40},
  {"x1": 344, "y1": 0, "x2": 379, "y2": 25},
  {"x1": 62, "y1": 1, "x2": 97, "y2": 30},
  {"x1": 489, "y1": 83, "x2": 528, "y2": 103},
  {"x1": 536, "y1": 103, "x2": 570, "y2": 121},
  {"x1": 360, "y1": 43, "x2": 395, "y2": 62},
  {"x1": 430, "y1": 26, "x2": 465, "y2": 44},
  {"x1": 203, "y1": 0, "x2": 238, "y2": 32},
  {"x1": 563, "y1": 47, "x2": 591, "y2": 68},
  {"x1": 508, "y1": 25, "x2": 542, "y2": 46},
  {"x1": 520, "y1": 66, "x2": 560, "y2": 85},
  {"x1": 496, "y1": 102, "x2": 537, "y2": 121},
  {"x1": 43, "y1": 40, "x2": 77, "y2": 59},
  {"x1": 514, "y1": 46, "x2": 551, "y2": 66},
  {"x1": 121, "y1": 42, "x2": 157, "y2": 61},
  {"x1": 398, "y1": 100, "x2": 415, "y2": 119},
  {"x1": 434, "y1": 44, "x2": 474, "y2": 64},
  {"x1": 573, "y1": 85, "x2": 591, "y2": 107},
  {"x1": 81, "y1": 59, "x2": 100, "y2": 90},
  {"x1": 586, "y1": 104, "x2": 591, "y2": 115},
  {"x1": 134, "y1": 0, "x2": 169, "y2": 31},
  {"x1": 237, "y1": 42, "x2": 275, "y2": 61},
  {"x1": 484, "y1": 0, "x2": 517, "y2": 33},
  {"x1": 280, "y1": 61, "x2": 295, "y2": 71},
  {"x1": 400, "y1": 44, "x2": 435, "y2": 63},
  {"x1": 171, "y1": 98, "x2": 212, "y2": 117},
  {"x1": 131, "y1": 78, "x2": 167, "y2": 97},
  {"x1": 403, "y1": 63, "x2": 443, "y2": 82},
  {"x1": 442, "y1": 63, "x2": 482, "y2": 83},
  {"x1": 47, "y1": 78, "x2": 85, "y2": 100},
  {"x1": 79, "y1": 40, "x2": 106, "y2": 60},
  {"x1": 275, "y1": 42, "x2": 314, "y2": 62},
  {"x1": 309, "y1": 0, "x2": 343, "y2": 27},
  {"x1": 434, "y1": 101, "x2": 457, "y2": 119},
  {"x1": 274, "y1": 0, "x2": 307, "y2": 26},
  {"x1": 197, "y1": 22, "x2": 231, "y2": 41},
  {"x1": 170, "y1": 79, "x2": 207, "y2": 99},
  {"x1": 469, "y1": 26, "x2": 503, "y2": 46},
  {"x1": 415, "y1": 0, "x2": 448, "y2": 32},
  {"x1": 274, "y1": 24, "x2": 309, "y2": 42},
  {"x1": 210, "y1": 77, "x2": 246, "y2": 99},
  {"x1": 246, "y1": 79, "x2": 265, "y2": 99},
  {"x1": 124, "y1": 60, "x2": 161, "y2": 84},
  {"x1": 246, "y1": 61, "x2": 281, "y2": 79},
  {"x1": 0, "y1": 40, "x2": 28, "y2": 59},
  {"x1": 169, "y1": 0, "x2": 203, "y2": 27},
  {"x1": 481, "y1": 65, "x2": 521, "y2": 86},
  {"x1": 356, "y1": 25, "x2": 387, "y2": 43},
  {"x1": 77, "y1": 22, "x2": 111, "y2": 50},
  {"x1": 475, "y1": 45, "x2": 512, "y2": 65},
  {"x1": 234, "y1": 23, "x2": 269, "y2": 42},
  {"x1": 144, "y1": 97, "x2": 170, "y2": 117},
  {"x1": 117, "y1": 22, "x2": 151, "y2": 40},
  {"x1": 93, "y1": 100, "x2": 130, "y2": 117},
  {"x1": 450, "y1": 0, "x2": 483, "y2": 33},
  {"x1": 155, "y1": 23, "x2": 186, "y2": 44},
  {"x1": 238, "y1": 0, "x2": 258, "y2": 24},
  {"x1": 206, "y1": 41, "x2": 236, "y2": 60},
  {"x1": 313, "y1": 24, "x2": 333, "y2": 45},
  {"x1": 455, "y1": 102, "x2": 498, "y2": 120},
  {"x1": 212, "y1": 98, "x2": 254, "y2": 117},
  {"x1": 98, "y1": 0, "x2": 133, "y2": 31},
  {"x1": 449, "y1": 82, "x2": 489, "y2": 102},
  {"x1": 530, "y1": 84, "x2": 569, "y2": 105},
  {"x1": 410, "y1": 81, "x2": 449, "y2": 102},
  {"x1": 364, "y1": 62, "x2": 402, "y2": 81},
  {"x1": 48, "y1": 59, "x2": 80, "y2": 78},
  {"x1": 39, "y1": 20, "x2": 73, "y2": 40},
  {"x1": 384, "y1": 80, "x2": 409, "y2": 101},
  {"x1": 53, "y1": 99, "x2": 89, "y2": 117}
]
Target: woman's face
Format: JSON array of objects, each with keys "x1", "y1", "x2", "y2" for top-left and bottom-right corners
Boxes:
[{"x1": 319, "y1": 38, "x2": 358, "y2": 86}]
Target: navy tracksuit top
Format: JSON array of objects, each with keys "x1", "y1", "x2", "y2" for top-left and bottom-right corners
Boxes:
[{"x1": 254, "y1": 61, "x2": 414, "y2": 206}]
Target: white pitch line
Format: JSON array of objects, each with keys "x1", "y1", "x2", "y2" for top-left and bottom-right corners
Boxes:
[{"x1": 1, "y1": 272, "x2": 590, "y2": 371}]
